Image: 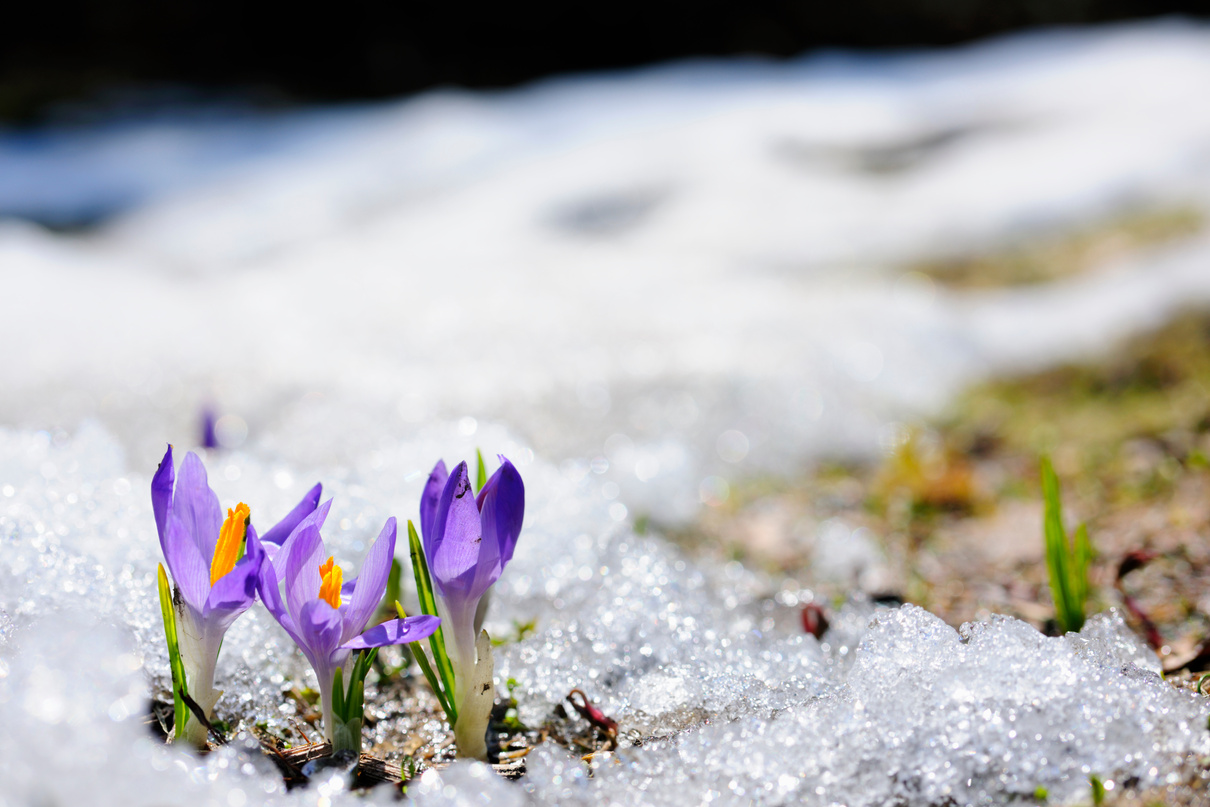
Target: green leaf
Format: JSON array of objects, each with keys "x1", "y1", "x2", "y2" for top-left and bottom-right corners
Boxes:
[
  {"x1": 408, "y1": 520, "x2": 438, "y2": 619},
  {"x1": 1041, "y1": 458, "x2": 1088, "y2": 633},
  {"x1": 378, "y1": 559, "x2": 403, "y2": 623},
  {"x1": 396, "y1": 601, "x2": 457, "y2": 723},
  {"x1": 1089, "y1": 774, "x2": 1105, "y2": 806},
  {"x1": 332, "y1": 667, "x2": 346, "y2": 720},
  {"x1": 349, "y1": 679, "x2": 364, "y2": 724},
  {"x1": 476, "y1": 449, "x2": 488, "y2": 493},
  {"x1": 417, "y1": 643, "x2": 456, "y2": 721},
  {"x1": 157, "y1": 563, "x2": 190, "y2": 737},
  {"x1": 1042, "y1": 458, "x2": 1072, "y2": 632},
  {"x1": 330, "y1": 650, "x2": 380, "y2": 729},
  {"x1": 407, "y1": 520, "x2": 458, "y2": 720},
  {"x1": 1073, "y1": 522, "x2": 1092, "y2": 608},
  {"x1": 353, "y1": 648, "x2": 377, "y2": 695}
]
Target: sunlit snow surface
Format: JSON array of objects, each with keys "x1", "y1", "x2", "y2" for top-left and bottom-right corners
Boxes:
[
  {"x1": 2, "y1": 424, "x2": 1207, "y2": 806},
  {"x1": 5, "y1": 21, "x2": 1210, "y2": 806}
]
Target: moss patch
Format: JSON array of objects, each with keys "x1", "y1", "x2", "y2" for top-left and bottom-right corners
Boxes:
[{"x1": 916, "y1": 205, "x2": 1204, "y2": 289}]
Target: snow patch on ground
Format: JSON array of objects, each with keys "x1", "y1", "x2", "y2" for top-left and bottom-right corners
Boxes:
[{"x1": 1, "y1": 425, "x2": 1206, "y2": 806}]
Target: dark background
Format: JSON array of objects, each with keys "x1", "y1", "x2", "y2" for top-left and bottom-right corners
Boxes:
[{"x1": 1, "y1": 0, "x2": 1206, "y2": 121}]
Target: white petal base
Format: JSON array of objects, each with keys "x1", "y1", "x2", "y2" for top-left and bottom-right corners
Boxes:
[{"x1": 453, "y1": 630, "x2": 495, "y2": 761}]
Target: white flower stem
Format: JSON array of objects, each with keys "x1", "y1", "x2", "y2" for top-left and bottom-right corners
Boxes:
[
  {"x1": 319, "y1": 662, "x2": 361, "y2": 754},
  {"x1": 452, "y1": 630, "x2": 495, "y2": 761},
  {"x1": 173, "y1": 603, "x2": 222, "y2": 748}
]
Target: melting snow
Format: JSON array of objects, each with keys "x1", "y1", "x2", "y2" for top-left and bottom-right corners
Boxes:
[{"x1": 2, "y1": 423, "x2": 1208, "y2": 806}]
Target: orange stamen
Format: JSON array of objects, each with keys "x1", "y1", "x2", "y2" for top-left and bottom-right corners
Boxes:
[
  {"x1": 318, "y1": 556, "x2": 343, "y2": 609},
  {"x1": 210, "y1": 502, "x2": 250, "y2": 586}
]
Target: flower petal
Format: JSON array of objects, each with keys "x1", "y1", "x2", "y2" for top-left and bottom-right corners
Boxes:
[
  {"x1": 340, "y1": 615, "x2": 441, "y2": 650},
  {"x1": 428, "y1": 462, "x2": 482, "y2": 597},
  {"x1": 297, "y1": 599, "x2": 345, "y2": 671},
  {"x1": 419, "y1": 460, "x2": 448, "y2": 548},
  {"x1": 163, "y1": 513, "x2": 210, "y2": 613},
  {"x1": 285, "y1": 524, "x2": 326, "y2": 622},
  {"x1": 342, "y1": 518, "x2": 396, "y2": 644},
  {"x1": 203, "y1": 524, "x2": 263, "y2": 633},
  {"x1": 271, "y1": 498, "x2": 333, "y2": 580},
  {"x1": 259, "y1": 482, "x2": 323, "y2": 547},
  {"x1": 171, "y1": 452, "x2": 223, "y2": 564},
  {"x1": 472, "y1": 457, "x2": 525, "y2": 595},
  {"x1": 255, "y1": 534, "x2": 305, "y2": 647},
  {"x1": 151, "y1": 444, "x2": 175, "y2": 545}
]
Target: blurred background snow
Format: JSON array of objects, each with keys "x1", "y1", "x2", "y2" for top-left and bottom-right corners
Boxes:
[{"x1": 4, "y1": 22, "x2": 1210, "y2": 519}]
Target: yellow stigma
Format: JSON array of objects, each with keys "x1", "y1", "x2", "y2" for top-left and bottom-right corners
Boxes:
[
  {"x1": 318, "y1": 556, "x2": 343, "y2": 609},
  {"x1": 210, "y1": 502, "x2": 250, "y2": 586}
]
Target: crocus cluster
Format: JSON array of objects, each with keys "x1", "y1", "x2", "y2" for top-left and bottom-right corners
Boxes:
[{"x1": 152, "y1": 445, "x2": 481, "y2": 755}]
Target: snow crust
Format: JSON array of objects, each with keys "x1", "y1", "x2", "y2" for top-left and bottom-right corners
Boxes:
[{"x1": 1, "y1": 424, "x2": 1207, "y2": 806}]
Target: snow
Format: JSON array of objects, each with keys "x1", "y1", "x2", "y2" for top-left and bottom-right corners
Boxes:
[
  {"x1": 4, "y1": 23, "x2": 1210, "y2": 521},
  {"x1": 2, "y1": 424, "x2": 1206, "y2": 806},
  {"x1": 3, "y1": 20, "x2": 1210, "y2": 806}
]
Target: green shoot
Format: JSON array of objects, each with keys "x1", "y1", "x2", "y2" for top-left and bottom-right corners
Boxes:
[
  {"x1": 1089, "y1": 774, "x2": 1105, "y2": 805},
  {"x1": 156, "y1": 563, "x2": 190, "y2": 738},
  {"x1": 375, "y1": 558, "x2": 403, "y2": 625},
  {"x1": 406, "y1": 519, "x2": 458, "y2": 725},
  {"x1": 476, "y1": 448, "x2": 488, "y2": 492},
  {"x1": 330, "y1": 648, "x2": 378, "y2": 739},
  {"x1": 1042, "y1": 457, "x2": 1092, "y2": 633},
  {"x1": 397, "y1": 601, "x2": 455, "y2": 719},
  {"x1": 332, "y1": 667, "x2": 345, "y2": 719}
]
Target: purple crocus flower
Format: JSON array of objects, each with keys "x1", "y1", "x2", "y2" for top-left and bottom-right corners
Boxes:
[
  {"x1": 256, "y1": 507, "x2": 440, "y2": 752},
  {"x1": 200, "y1": 407, "x2": 219, "y2": 449},
  {"x1": 420, "y1": 456, "x2": 524, "y2": 757},
  {"x1": 151, "y1": 445, "x2": 321, "y2": 746}
]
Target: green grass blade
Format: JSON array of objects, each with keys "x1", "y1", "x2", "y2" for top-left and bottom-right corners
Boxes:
[
  {"x1": 157, "y1": 563, "x2": 190, "y2": 736},
  {"x1": 1041, "y1": 458, "x2": 1075, "y2": 632},
  {"x1": 1041, "y1": 458, "x2": 1088, "y2": 633},
  {"x1": 378, "y1": 559, "x2": 402, "y2": 623},
  {"x1": 407, "y1": 520, "x2": 458, "y2": 715},
  {"x1": 411, "y1": 641, "x2": 455, "y2": 721},
  {"x1": 398, "y1": 602, "x2": 457, "y2": 721},
  {"x1": 408, "y1": 519, "x2": 438, "y2": 618},
  {"x1": 476, "y1": 448, "x2": 488, "y2": 492},
  {"x1": 1073, "y1": 522, "x2": 1092, "y2": 623}
]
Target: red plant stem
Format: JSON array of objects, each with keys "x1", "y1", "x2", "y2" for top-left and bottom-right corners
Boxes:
[{"x1": 567, "y1": 689, "x2": 618, "y2": 736}]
